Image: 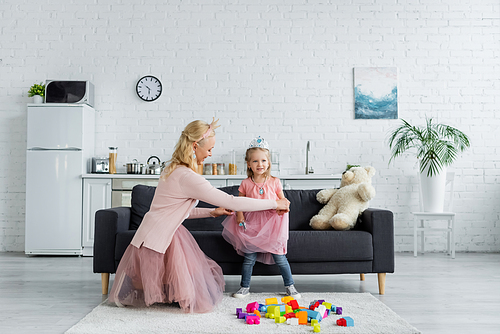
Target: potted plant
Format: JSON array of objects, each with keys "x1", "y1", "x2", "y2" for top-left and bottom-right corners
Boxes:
[
  {"x1": 28, "y1": 82, "x2": 45, "y2": 103},
  {"x1": 388, "y1": 118, "x2": 470, "y2": 212}
]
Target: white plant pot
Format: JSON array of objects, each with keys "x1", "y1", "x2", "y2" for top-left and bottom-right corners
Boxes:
[
  {"x1": 33, "y1": 95, "x2": 43, "y2": 104},
  {"x1": 419, "y1": 165, "x2": 447, "y2": 212}
]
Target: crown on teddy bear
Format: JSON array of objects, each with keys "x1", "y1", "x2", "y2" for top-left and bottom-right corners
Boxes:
[{"x1": 248, "y1": 136, "x2": 270, "y2": 150}]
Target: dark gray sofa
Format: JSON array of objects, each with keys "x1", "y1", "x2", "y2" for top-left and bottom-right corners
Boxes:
[{"x1": 93, "y1": 185, "x2": 394, "y2": 295}]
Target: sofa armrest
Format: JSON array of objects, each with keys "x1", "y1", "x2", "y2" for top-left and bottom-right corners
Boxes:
[
  {"x1": 359, "y1": 208, "x2": 394, "y2": 273},
  {"x1": 93, "y1": 207, "x2": 131, "y2": 274}
]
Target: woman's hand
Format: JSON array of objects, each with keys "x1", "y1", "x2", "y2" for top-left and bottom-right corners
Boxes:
[
  {"x1": 210, "y1": 207, "x2": 234, "y2": 218},
  {"x1": 275, "y1": 198, "x2": 290, "y2": 213}
]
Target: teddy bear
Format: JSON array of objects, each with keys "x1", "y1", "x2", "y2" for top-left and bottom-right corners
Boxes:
[{"x1": 310, "y1": 166, "x2": 376, "y2": 231}]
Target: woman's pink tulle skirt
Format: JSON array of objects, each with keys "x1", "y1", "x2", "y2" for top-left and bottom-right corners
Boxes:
[
  {"x1": 108, "y1": 224, "x2": 224, "y2": 313},
  {"x1": 221, "y1": 210, "x2": 289, "y2": 265}
]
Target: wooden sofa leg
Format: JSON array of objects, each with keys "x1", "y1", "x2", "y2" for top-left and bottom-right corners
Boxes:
[
  {"x1": 360, "y1": 273, "x2": 365, "y2": 281},
  {"x1": 377, "y1": 273, "x2": 386, "y2": 295},
  {"x1": 101, "y1": 273, "x2": 110, "y2": 295}
]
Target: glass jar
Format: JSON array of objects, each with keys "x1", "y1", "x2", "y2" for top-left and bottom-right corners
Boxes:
[
  {"x1": 217, "y1": 163, "x2": 225, "y2": 175},
  {"x1": 212, "y1": 163, "x2": 217, "y2": 175},
  {"x1": 229, "y1": 150, "x2": 237, "y2": 175},
  {"x1": 108, "y1": 147, "x2": 118, "y2": 174},
  {"x1": 203, "y1": 163, "x2": 212, "y2": 175}
]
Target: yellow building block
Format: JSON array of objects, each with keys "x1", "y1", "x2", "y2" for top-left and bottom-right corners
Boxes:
[
  {"x1": 275, "y1": 316, "x2": 286, "y2": 324},
  {"x1": 265, "y1": 297, "x2": 278, "y2": 305}
]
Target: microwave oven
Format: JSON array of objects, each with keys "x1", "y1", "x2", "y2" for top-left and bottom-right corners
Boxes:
[{"x1": 45, "y1": 80, "x2": 94, "y2": 107}]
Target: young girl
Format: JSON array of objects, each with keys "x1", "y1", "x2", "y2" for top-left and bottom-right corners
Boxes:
[{"x1": 222, "y1": 136, "x2": 301, "y2": 299}]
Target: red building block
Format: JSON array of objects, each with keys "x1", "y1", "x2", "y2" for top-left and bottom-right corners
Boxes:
[{"x1": 287, "y1": 300, "x2": 300, "y2": 310}]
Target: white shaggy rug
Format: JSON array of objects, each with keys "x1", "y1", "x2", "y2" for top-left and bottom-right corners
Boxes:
[{"x1": 66, "y1": 293, "x2": 420, "y2": 334}]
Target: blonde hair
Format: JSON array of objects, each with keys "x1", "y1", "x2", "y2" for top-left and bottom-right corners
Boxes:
[
  {"x1": 245, "y1": 147, "x2": 272, "y2": 179},
  {"x1": 161, "y1": 118, "x2": 220, "y2": 180}
]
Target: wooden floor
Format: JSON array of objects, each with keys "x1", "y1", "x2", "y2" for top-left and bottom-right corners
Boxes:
[{"x1": 1, "y1": 252, "x2": 499, "y2": 334}]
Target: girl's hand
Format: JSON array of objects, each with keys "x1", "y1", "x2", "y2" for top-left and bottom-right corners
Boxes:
[
  {"x1": 236, "y1": 211, "x2": 245, "y2": 224},
  {"x1": 276, "y1": 209, "x2": 287, "y2": 216},
  {"x1": 276, "y1": 198, "x2": 290, "y2": 213},
  {"x1": 210, "y1": 207, "x2": 234, "y2": 217}
]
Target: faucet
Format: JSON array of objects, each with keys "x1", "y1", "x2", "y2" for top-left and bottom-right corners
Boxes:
[{"x1": 305, "y1": 141, "x2": 314, "y2": 174}]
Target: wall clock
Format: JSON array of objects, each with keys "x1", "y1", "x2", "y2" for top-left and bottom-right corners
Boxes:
[{"x1": 136, "y1": 75, "x2": 162, "y2": 102}]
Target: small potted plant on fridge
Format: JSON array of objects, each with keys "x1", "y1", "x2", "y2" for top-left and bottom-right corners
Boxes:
[
  {"x1": 388, "y1": 117, "x2": 470, "y2": 212},
  {"x1": 28, "y1": 82, "x2": 45, "y2": 103}
]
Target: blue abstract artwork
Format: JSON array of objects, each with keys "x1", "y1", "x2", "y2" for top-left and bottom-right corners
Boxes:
[{"x1": 354, "y1": 67, "x2": 398, "y2": 119}]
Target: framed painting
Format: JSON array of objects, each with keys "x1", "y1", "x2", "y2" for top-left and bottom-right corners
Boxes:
[{"x1": 354, "y1": 67, "x2": 398, "y2": 119}]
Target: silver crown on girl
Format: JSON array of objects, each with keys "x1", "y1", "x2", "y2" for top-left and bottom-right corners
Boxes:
[{"x1": 248, "y1": 136, "x2": 270, "y2": 150}]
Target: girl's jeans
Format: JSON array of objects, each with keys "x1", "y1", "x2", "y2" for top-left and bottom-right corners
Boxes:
[{"x1": 240, "y1": 252, "x2": 294, "y2": 288}]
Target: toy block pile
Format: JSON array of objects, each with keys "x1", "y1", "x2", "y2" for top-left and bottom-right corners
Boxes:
[{"x1": 235, "y1": 296, "x2": 353, "y2": 332}]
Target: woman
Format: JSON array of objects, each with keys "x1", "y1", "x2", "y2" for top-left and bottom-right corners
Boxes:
[{"x1": 108, "y1": 118, "x2": 290, "y2": 313}]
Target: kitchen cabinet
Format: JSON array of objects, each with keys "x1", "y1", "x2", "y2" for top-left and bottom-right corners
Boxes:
[{"x1": 82, "y1": 178, "x2": 111, "y2": 256}]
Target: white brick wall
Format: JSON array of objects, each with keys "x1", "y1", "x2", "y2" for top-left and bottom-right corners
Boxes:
[{"x1": 1, "y1": 0, "x2": 499, "y2": 252}]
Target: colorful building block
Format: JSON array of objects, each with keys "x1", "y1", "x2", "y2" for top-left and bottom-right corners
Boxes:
[
  {"x1": 314, "y1": 305, "x2": 327, "y2": 315},
  {"x1": 238, "y1": 312, "x2": 249, "y2": 319},
  {"x1": 284, "y1": 312, "x2": 296, "y2": 319},
  {"x1": 336, "y1": 306, "x2": 343, "y2": 315},
  {"x1": 287, "y1": 299, "x2": 299, "y2": 310},
  {"x1": 236, "y1": 308, "x2": 242, "y2": 317},
  {"x1": 322, "y1": 302, "x2": 332, "y2": 310},
  {"x1": 287, "y1": 317, "x2": 299, "y2": 325},
  {"x1": 297, "y1": 311, "x2": 308, "y2": 325},
  {"x1": 275, "y1": 316, "x2": 286, "y2": 324},
  {"x1": 337, "y1": 316, "x2": 354, "y2": 327},
  {"x1": 281, "y1": 296, "x2": 294, "y2": 304},
  {"x1": 305, "y1": 309, "x2": 322, "y2": 322},
  {"x1": 265, "y1": 297, "x2": 278, "y2": 305},
  {"x1": 313, "y1": 323, "x2": 321, "y2": 332},
  {"x1": 245, "y1": 314, "x2": 260, "y2": 325},
  {"x1": 253, "y1": 310, "x2": 261, "y2": 318},
  {"x1": 309, "y1": 301, "x2": 320, "y2": 310},
  {"x1": 246, "y1": 301, "x2": 259, "y2": 313}
]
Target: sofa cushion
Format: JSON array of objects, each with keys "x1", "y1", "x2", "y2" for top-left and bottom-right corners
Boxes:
[
  {"x1": 130, "y1": 185, "x2": 156, "y2": 230},
  {"x1": 284, "y1": 189, "x2": 323, "y2": 230},
  {"x1": 189, "y1": 230, "x2": 373, "y2": 264},
  {"x1": 286, "y1": 230, "x2": 373, "y2": 262}
]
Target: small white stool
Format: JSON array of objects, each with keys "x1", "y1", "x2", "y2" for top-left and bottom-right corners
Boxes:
[{"x1": 413, "y1": 172, "x2": 456, "y2": 259}]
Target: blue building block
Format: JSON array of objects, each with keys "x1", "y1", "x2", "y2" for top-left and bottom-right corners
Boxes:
[{"x1": 305, "y1": 309, "x2": 323, "y2": 322}]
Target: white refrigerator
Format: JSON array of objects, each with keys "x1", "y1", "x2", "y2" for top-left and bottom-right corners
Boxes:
[{"x1": 25, "y1": 104, "x2": 95, "y2": 255}]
